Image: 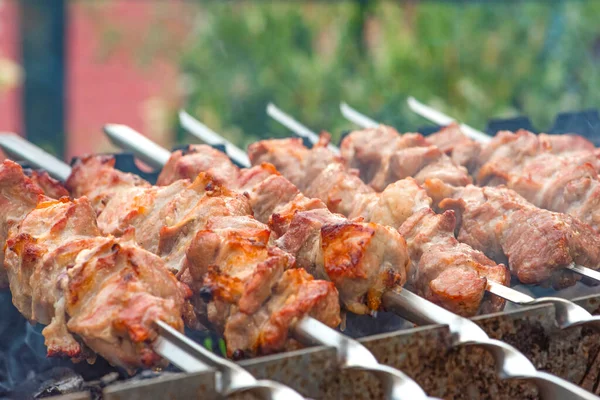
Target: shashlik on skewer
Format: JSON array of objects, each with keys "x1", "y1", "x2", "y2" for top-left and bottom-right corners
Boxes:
[
  {"x1": 64, "y1": 156, "x2": 342, "y2": 358},
  {"x1": 110, "y1": 127, "x2": 507, "y2": 317},
  {"x1": 133, "y1": 120, "x2": 600, "y2": 399},
  {"x1": 2, "y1": 134, "x2": 437, "y2": 400},
  {"x1": 401, "y1": 98, "x2": 600, "y2": 232},
  {"x1": 0, "y1": 159, "x2": 189, "y2": 370}
]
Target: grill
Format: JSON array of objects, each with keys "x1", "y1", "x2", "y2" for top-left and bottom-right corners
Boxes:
[{"x1": 2, "y1": 105, "x2": 600, "y2": 400}]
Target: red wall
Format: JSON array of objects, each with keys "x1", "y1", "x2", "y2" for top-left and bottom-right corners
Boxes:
[{"x1": 0, "y1": 1, "x2": 188, "y2": 161}]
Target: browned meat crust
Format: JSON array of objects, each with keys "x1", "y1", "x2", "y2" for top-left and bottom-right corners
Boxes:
[
  {"x1": 2, "y1": 161, "x2": 189, "y2": 370},
  {"x1": 428, "y1": 179, "x2": 600, "y2": 288},
  {"x1": 339, "y1": 125, "x2": 472, "y2": 191},
  {"x1": 169, "y1": 139, "x2": 505, "y2": 317},
  {"x1": 67, "y1": 156, "x2": 341, "y2": 357}
]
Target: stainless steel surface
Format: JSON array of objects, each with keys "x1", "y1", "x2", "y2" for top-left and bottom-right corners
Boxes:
[
  {"x1": 406, "y1": 96, "x2": 492, "y2": 144},
  {"x1": 569, "y1": 263, "x2": 600, "y2": 282},
  {"x1": 266, "y1": 103, "x2": 340, "y2": 154},
  {"x1": 487, "y1": 281, "x2": 600, "y2": 330},
  {"x1": 383, "y1": 290, "x2": 600, "y2": 399},
  {"x1": 294, "y1": 316, "x2": 434, "y2": 400},
  {"x1": 102, "y1": 372, "x2": 217, "y2": 400},
  {"x1": 0, "y1": 133, "x2": 72, "y2": 181},
  {"x1": 340, "y1": 102, "x2": 379, "y2": 128},
  {"x1": 179, "y1": 109, "x2": 251, "y2": 167},
  {"x1": 155, "y1": 321, "x2": 305, "y2": 400},
  {"x1": 103, "y1": 124, "x2": 171, "y2": 169}
]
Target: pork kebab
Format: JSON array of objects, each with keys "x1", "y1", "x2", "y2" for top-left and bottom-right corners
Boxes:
[
  {"x1": 248, "y1": 133, "x2": 600, "y2": 292},
  {"x1": 0, "y1": 159, "x2": 189, "y2": 370},
  {"x1": 117, "y1": 139, "x2": 510, "y2": 318},
  {"x1": 349, "y1": 122, "x2": 600, "y2": 233}
]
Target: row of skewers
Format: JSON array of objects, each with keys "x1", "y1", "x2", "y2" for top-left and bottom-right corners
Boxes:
[{"x1": 1, "y1": 99, "x2": 600, "y2": 399}]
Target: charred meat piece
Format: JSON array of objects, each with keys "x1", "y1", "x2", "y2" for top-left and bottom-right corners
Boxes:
[
  {"x1": 246, "y1": 138, "x2": 507, "y2": 316},
  {"x1": 0, "y1": 160, "x2": 47, "y2": 288},
  {"x1": 24, "y1": 169, "x2": 70, "y2": 199},
  {"x1": 427, "y1": 179, "x2": 600, "y2": 288},
  {"x1": 157, "y1": 144, "x2": 240, "y2": 187},
  {"x1": 475, "y1": 130, "x2": 600, "y2": 231},
  {"x1": 339, "y1": 125, "x2": 472, "y2": 191},
  {"x1": 66, "y1": 155, "x2": 342, "y2": 357},
  {"x1": 2, "y1": 162, "x2": 189, "y2": 370}
]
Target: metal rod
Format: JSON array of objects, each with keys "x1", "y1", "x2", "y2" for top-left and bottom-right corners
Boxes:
[
  {"x1": 406, "y1": 97, "x2": 492, "y2": 144},
  {"x1": 104, "y1": 125, "x2": 171, "y2": 170},
  {"x1": 266, "y1": 103, "x2": 340, "y2": 154},
  {"x1": 0, "y1": 133, "x2": 71, "y2": 181},
  {"x1": 340, "y1": 102, "x2": 379, "y2": 129},
  {"x1": 179, "y1": 110, "x2": 251, "y2": 168},
  {"x1": 103, "y1": 125, "x2": 600, "y2": 400},
  {"x1": 102, "y1": 124, "x2": 434, "y2": 400},
  {"x1": 155, "y1": 321, "x2": 305, "y2": 399}
]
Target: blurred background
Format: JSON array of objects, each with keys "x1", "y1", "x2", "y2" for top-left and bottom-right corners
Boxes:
[{"x1": 1, "y1": 0, "x2": 600, "y2": 160}]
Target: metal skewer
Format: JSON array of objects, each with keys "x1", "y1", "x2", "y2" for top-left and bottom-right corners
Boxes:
[
  {"x1": 339, "y1": 101, "x2": 600, "y2": 286},
  {"x1": 106, "y1": 122, "x2": 599, "y2": 400},
  {"x1": 266, "y1": 103, "x2": 340, "y2": 154},
  {"x1": 103, "y1": 126, "x2": 435, "y2": 400},
  {"x1": 154, "y1": 321, "x2": 305, "y2": 399},
  {"x1": 179, "y1": 110, "x2": 251, "y2": 167}
]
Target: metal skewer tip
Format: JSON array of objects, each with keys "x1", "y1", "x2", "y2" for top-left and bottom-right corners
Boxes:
[{"x1": 339, "y1": 103, "x2": 379, "y2": 129}]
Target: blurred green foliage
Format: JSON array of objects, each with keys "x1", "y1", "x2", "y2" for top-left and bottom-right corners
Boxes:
[{"x1": 179, "y1": 1, "x2": 600, "y2": 148}]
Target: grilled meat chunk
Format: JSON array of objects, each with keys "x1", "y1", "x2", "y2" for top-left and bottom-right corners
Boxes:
[
  {"x1": 0, "y1": 160, "x2": 47, "y2": 288},
  {"x1": 426, "y1": 123, "x2": 482, "y2": 172},
  {"x1": 24, "y1": 169, "x2": 70, "y2": 199},
  {"x1": 475, "y1": 130, "x2": 600, "y2": 231},
  {"x1": 247, "y1": 138, "x2": 507, "y2": 316},
  {"x1": 66, "y1": 155, "x2": 342, "y2": 356},
  {"x1": 427, "y1": 179, "x2": 600, "y2": 288},
  {"x1": 157, "y1": 144, "x2": 240, "y2": 187},
  {"x1": 67, "y1": 155, "x2": 150, "y2": 214},
  {"x1": 339, "y1": 125, "x2": 472, "y2": 191},
  {"x1": 2, "y1": 163, "x2": 189, "y2": 369}
]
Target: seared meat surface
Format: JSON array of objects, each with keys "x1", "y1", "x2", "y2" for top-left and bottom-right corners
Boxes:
[
  {"x1": 0, "y1": 160, "x2": 47, "y2": 288},
  {"x1": 426, "y1": 179, "x2": 600, "y2": 288},
  {"x1": 24, "y1": 169, "x2": 70, "y2": 199},
  {"x1": 247, "y1": 138, "x2": 508, "y2": 316},
  {"x1": 1, "y1": 160, "x2": 189, "y2": 370},
  {"x1": 339, "y1": 125, "x2": 472, "y2": 191},
  {"x1": 67, "y1": 156, "x2": 341, "y2": 357}
]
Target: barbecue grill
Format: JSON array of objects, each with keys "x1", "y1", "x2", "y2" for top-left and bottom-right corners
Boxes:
[{"x1": 2, "y1": 104, "x2": 600, "y2": 400}]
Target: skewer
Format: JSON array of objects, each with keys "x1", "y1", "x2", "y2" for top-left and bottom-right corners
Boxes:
[
  {"x1": 340, "y1": 102, "x2": 379, "y2": 129},
  {"x1": 266, "y1": 103, "x2": 340, "y2": 154},
  {"x1": 338, "y1": 101, "x2": 600, "y2": 285},
  {"x1": 0, "y1": 133, "x2": 431, "y2": 400},
  {"x1": 0, "y1": 135, "x2": 305, "y2": 400},
  {"x1": 406, "y1": 97, "x2": 492, "y2": 144},
  {"x1": 101, "y1": 123, "x2": 600, "y2": 400},
  {"x1": 179, "y1": 110, "x2": 251, "y2": 168}
]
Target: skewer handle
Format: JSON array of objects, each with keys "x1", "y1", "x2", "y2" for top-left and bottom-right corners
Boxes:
[
  {"x1": 155, "y1": 321, "x2": 305, "y2": 400},
  {"x1": 294, "y1": 316, "x2": 433, "y2": 400},
  {"x1": 406, "y1": 97, "x2": 492, "y2": 144}
]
